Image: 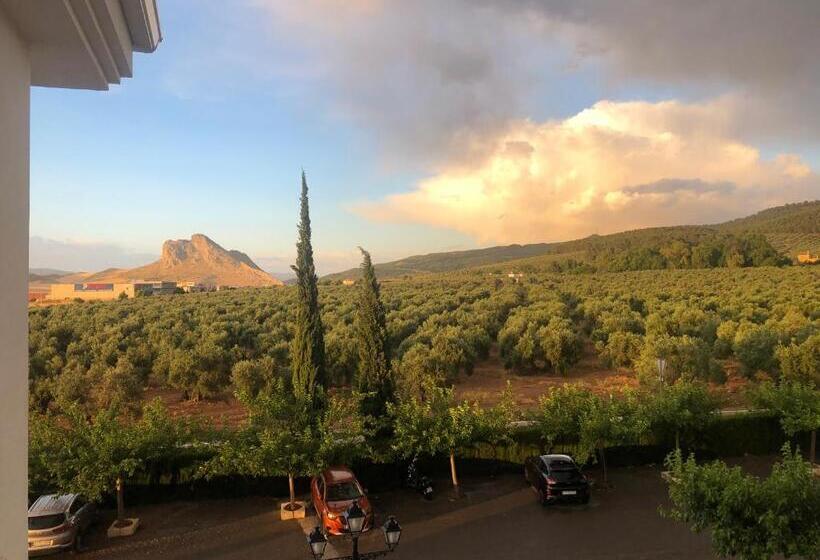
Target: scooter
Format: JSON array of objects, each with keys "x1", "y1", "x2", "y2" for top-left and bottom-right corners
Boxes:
[{"x1": 406, "y1": 456, "x2": 434, "y2": 500}]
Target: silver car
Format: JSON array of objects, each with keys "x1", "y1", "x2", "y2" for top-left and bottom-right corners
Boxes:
[{"x1": 28, "y1": 494, "x2": 95, "y2": 556}]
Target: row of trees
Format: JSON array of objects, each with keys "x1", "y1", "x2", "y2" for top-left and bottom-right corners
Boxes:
[{"x1": 30, "y1": 377, "x2": 818, "y2": 527}]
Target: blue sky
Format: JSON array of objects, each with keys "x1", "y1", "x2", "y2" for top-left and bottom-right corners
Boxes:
[
  {"x1": 29, "y1": 1, "x2": 820, "y2": 274},
  {"x1": 31, "y1": 1, "x2": 486, "y2": 274}
]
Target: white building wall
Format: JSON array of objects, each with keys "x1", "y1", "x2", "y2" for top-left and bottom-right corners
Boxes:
[{"x1": 0, "y1": 9, "x2": 30, "y2": 559}]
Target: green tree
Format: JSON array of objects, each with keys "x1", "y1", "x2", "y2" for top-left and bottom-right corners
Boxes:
[
  {"x1": 538, "y1": 317, "x2": 582, "y2": 375},
  {"x1": 646, "y1": 380, "x2": 721, "y2": 450},
  {"x1": 204, "y1": 379, "x2": 315, "y2": 510},
  {"x1": 598, "y1": 331, "x2": 644, "y2": 368},
  {"x1": 578, "y1": 390, "x2": 647, "y2": 485},
  {"x1": 204, "y1": 379, "x2": 368, "y2": 510},
  {"x1": 29, "y1": 401, "x2": 191, "y2": 527},
  {"x1": 533, "y1": 384, "x2": 595, "y2": 452},
  {"x1": 230, "y1": 356, "x2": 279, "y2": 399},
  {"x1": 733, "y1": 322, "x2": 778, "y2": 376},
  {"x1": 389, "y1": 384, "x2": 483, "y2": 490},
  {"x1": 290, "y1": 171, "x2": 327, "y2": 405},
  {"x1": 777, "y1": 334, "x2": 820, "y2": 386},
  {"x1": 354, "y1": 247, "x2": 394, "y2": 418},
  {"x1": 663, "y1": 445, "x2": 820, "y2": 560},
  {"x1": 751, "y1": 380, "x2": 820, "y2": 464},
  {"x1": 475, "y1": 384, "x2": 516, "y2": 457}
]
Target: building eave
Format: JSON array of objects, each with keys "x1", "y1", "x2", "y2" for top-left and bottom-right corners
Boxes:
[{"x1": 0, "y1": 0, "x2": 162, "y2": 90}]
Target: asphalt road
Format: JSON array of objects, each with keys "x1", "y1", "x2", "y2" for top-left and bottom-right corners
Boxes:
[{"x1": 50, "y1": 461, "x2": 739, "y2": 560}]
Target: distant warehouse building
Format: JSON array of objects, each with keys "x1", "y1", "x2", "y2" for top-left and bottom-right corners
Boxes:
[{"x1": 49, "y1": 280, "x2": 177, "y2": 301}]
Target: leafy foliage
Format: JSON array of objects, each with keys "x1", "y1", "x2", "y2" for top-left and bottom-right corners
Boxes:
[
  {"x1": 30, "y1": 400, "x2": 194, "y2": 520},
  {"x1": 646, "y1": 380, "x2": 721, "y2": 448},
  {"x1": 664, "y1": 445, "x2": 820, "y2": 560},
  {"x1": 533, "y1": 385, "x2": 596, "y2": 451}
]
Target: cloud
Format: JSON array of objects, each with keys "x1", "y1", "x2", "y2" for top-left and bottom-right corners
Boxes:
[
  {"x1": 622, "y1": 179, "x2": 736, "y2": 196},
  {"x1": 248, "y1": 0, "x2": 820, "y2": 168},
  {"x1": 251, "y1": 0, "x2": 565, "y2": 167},
  {"x1": 514, "y1": 0, "x2": 820, "y2": 144},
  {"x1": 29, "y1": 237, "x2": 157, "y2": 272},
  {"x1": 353, "y1": 99, "x2": 820, "y2": 244}
]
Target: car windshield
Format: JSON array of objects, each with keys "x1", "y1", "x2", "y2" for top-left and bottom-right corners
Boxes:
[
  {"x1": 326, "y1": 481, "x2": 362, "y2": 502},
  {"x1": 551, "y1": 468, "x2": 582, "y2": 482},
  {"x1": 28, "y1": 514, "x2": 65, "y2": 530}
]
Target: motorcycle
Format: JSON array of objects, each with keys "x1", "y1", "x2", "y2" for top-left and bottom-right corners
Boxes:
[{"x1": 406, "y1": 456, "x2": 434, "y2": 500}]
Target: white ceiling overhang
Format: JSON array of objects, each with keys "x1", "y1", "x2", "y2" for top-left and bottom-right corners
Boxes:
[{"x1": 1, "y1": 0, "x2": 162, "y2": 90}]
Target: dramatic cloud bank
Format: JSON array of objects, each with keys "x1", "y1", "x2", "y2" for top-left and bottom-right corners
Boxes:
[
  {"x1": 240, "y1": 1, "x2": 820, "y2": 244},
  {"x1": 353, "y1": 100, "x2": 819, "y2": 243},
  {"x1": 254, "y1": 0, "x2": 820, "y2": 166}
]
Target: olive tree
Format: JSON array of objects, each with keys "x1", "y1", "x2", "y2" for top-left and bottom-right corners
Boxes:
[{"x1": 777, "y1": 333, "x2": 820, "y2": 386}]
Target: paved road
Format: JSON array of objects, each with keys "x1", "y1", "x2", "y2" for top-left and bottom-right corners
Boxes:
[{"x1": 52, "y1": 462, "x2": 735, "y2": 560}]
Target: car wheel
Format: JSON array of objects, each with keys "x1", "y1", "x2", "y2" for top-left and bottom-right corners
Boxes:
[
  {"x1": 537, "y1": 488, "x2": 548, "y2": 506},
  {"x1": 581, "y1": 495, "x2": 590, "y2": 505}
]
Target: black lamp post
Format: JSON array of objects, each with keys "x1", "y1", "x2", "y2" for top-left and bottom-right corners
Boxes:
[{"x1": 306, "y1": 502, "x2": 402, "y2": 560}]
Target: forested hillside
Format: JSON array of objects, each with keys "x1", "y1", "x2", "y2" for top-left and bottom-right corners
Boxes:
[{"x1": 325, "y1": 201, "x2": 820, "y2": 280}]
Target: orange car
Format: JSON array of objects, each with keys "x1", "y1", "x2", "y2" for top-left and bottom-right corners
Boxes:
[{"x1": 311, "y1": 466, "x2": 373, "y2": 536}]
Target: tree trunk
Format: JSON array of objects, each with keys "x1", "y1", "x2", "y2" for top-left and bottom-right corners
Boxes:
[
  {"x1": 449, "y1": 452, "x2": 459, "y2": 488},
  {"x1": 116, "y1": 474, "x2": 125, "y2": 525},
  {"x1": 288, "y1": 474, "x2": 296, "y2": 509},
  {"x1": 598, "y1": 443, "x2": 608, "y2": 485},
  {"x1": 811, "y1": 429, "x2": 816, "y2": 466}
]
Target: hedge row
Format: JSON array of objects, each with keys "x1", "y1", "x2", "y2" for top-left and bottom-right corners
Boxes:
[{"x1": 98, "y1": 411, "x2": 812, "y2": 508}]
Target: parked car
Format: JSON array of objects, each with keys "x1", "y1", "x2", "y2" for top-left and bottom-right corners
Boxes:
[
  {"x1": 311, "y1": 466, "x2": 372, "y2": 536},
  {"x1": 524, "y1": 454, "x2": 590, "y2": 505},
  {"x1": 28, "y1": 494, "x2": 96, "y2": 556}
]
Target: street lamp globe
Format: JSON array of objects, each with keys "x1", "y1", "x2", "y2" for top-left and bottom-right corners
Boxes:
[
  {"x1": 307, "y1": 526, "x2": 327, "y2": 559},
  {"x1": 346, "y1": 502, "x2": 366, "y2": 535},
  {"x1": 382, "y1": 516, "x2": 402, "y2": 550}
]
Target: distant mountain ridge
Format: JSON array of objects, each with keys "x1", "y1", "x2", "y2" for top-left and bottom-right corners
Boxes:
[
  {"x1": 324, "y1": 201, "x2": 820, "y2": 280},
  {"x1": 59, "y1": 234, "x2": 283, "y2": 287}
]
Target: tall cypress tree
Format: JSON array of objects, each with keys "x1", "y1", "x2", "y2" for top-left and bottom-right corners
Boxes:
[
  {"x1": 290, "y1": 171, "x2": 326, "y2": 405},
  {"x1": 354, "y1": 247, "x2": 393, "y2": 418}
]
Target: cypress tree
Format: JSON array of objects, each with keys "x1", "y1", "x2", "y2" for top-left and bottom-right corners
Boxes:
[
  {"x1": 290, "y1": 171, "x2": 326, "y2": 405},
  {"x1": 354, "y1": 247, "x2": 393, "y2": 418}
]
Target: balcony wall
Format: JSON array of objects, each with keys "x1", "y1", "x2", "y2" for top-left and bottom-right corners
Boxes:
[{"x1": 0, "y1": 7, "x2": 30, "y2": 558}]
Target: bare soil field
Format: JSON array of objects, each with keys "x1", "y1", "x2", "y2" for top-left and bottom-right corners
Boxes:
[
  {"x1": 143, "y1": 388, "x2": 248, "y2": 428},
  {"x1": 454, "y1": 343, "x2": 638, "y2": 408}
]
